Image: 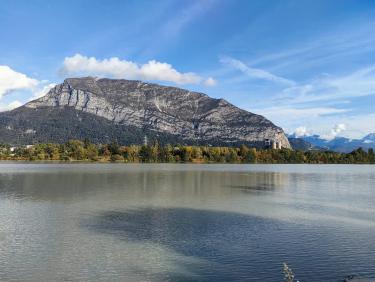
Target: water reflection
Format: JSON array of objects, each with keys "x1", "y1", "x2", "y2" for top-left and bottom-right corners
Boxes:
[
  {"x1": 1, "y1": 164, "x2": 375, "y2": 281},
  {"x1": 0, "y1": 167, "x2": 288, "y2": 202},
  {"x1": 226, "y1": 171, "x2": 287, "y2": 192}
]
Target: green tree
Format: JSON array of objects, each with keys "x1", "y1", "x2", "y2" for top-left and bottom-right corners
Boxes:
[
  {"x1": 86, "y1": 144, "x2": 99, "y2": 161},
  {"x1": 66, "y1": 140, "x2": 85, "y2": 160}
]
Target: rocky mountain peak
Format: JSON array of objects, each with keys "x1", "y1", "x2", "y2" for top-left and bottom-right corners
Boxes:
[{"x1": 15, "y1": 77, "x2": 292, "y2": 147}]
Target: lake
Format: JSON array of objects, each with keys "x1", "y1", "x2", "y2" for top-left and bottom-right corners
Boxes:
[{"x1": 0, "y1": 163, "x2": 375, "y2": 281}]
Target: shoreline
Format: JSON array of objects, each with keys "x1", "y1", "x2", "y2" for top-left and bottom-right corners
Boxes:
[
  {"x1": 1, "y1": 141, "x2": 374, "y2": 164},
  {"x1": 0, "y1": 160, "x2": 374, "y2": 165}
]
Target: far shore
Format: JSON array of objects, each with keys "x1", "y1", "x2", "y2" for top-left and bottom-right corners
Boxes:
[
  {"x1": 1, "y1": 140, "x2": 374, "y2": 164},
  {"x1": 0, "y1": 159, "x2": 374, "y2": 165}
]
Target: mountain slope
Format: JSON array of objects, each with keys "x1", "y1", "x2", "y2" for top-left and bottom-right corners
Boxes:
[
  {"x1": 0, "y1": 77, "x2": 291, "y2": 147},
  {"x1": 0, "y1": 107, "x2": 188, "y2": 145},
  {"x1": 287, "y1": 137, "x2": 315, "y2": 151},
  {"x1": 363, "y1": 133, "x2": 375, "y2": 143}
]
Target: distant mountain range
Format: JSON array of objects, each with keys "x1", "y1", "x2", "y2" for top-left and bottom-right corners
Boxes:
[
  {"x1": 0, "y1": 77, "x2": 291, "y2": 148},
  {"x1": 288, "y1": 133, "x2": 375, "y2": 152}
]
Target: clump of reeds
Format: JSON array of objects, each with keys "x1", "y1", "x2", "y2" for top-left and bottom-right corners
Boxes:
[{"x1": 283, "y1": 263, "x2": 299, "y2": 282}]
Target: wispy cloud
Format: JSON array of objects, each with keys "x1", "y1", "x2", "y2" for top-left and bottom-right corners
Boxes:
[
  {"x1": 273, "y1": 65, "x2": 375, "y2": 107},
  {"x1": 248, "y1": 21, "x2": 375, "y2": 73},
  {"x1": 139, "y1": 0, "x2": 218, "y2": 57},
  {"x1": 61, "y1": 54, "x2": 216, "y2": 86},
  {"x1": 220, "y1": 56, "x2": 295, "y2": 86},
  {"x1": 158, "y1": 0, "x2": 217, "y2": 37},
  {"x1": 225, "y1": 20, "x2": 375, "y2": 141},
  {"x1": 244, "y1": 65, "x2": 375, "y2": 139},
  {"x1": 254, "y1": 106, "x2": 349, "y2": 120}
]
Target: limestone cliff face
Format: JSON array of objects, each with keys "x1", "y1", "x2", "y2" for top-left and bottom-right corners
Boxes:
[{"x1": 25, "y1": 77, "x2": 291, "y2": 148}]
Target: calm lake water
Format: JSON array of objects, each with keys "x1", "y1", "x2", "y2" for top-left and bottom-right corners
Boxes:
[{"x1": 0, "y1": 163, "x2": 375, "y2": 282}]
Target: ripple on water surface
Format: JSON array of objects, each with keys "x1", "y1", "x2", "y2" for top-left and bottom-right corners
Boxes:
[{"x1": 0, "y1": 163, "x2": 375, "y2": 281}]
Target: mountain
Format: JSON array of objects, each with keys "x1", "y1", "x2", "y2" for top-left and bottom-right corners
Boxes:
[
  {"x1": 0, "y1": 77, "x2": 291, "y2": 147},
  {"x1": 363, "y1": 133, "x2": 375, "y2": 143},
  {"x1": 290, "y1": 134, "x2": 375, "y2": 152},
  {"x1": 287, "y1": 137, "x2": 315, "y2": 151}
]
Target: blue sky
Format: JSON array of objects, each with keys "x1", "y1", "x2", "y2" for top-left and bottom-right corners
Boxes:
[{"x1": 1, "y1": 0, "x2": 375, "y2": 139}]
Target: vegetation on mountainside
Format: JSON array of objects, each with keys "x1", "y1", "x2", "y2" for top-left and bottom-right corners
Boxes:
[{"x1": 1, "y1": 140, "x2": 374, "y2": 164}]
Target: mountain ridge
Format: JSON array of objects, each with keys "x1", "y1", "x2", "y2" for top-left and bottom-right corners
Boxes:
[
  {"x1": 1, "y1": 77, "x2": 291, "y2": 147},
  {"x1": 289, "y1": 134, "x2": 375, "y2": 152}
]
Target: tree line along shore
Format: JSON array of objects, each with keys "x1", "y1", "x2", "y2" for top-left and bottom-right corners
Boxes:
[{"x1": 0, "y1": 140, "x2": 374, "y2": 164}]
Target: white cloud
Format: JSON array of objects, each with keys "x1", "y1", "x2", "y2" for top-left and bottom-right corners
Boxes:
[
  {"x1": 251, "y1": 105, "x2": 355, "y2": 138},
  {"x1": 30, "y1": 83, "x2": 57, "y2": 101},
  {"x1": 220, "y1": 56, "x2": 295, "y2": 86},
  {"x1": 255, "y1": 106, "x2": 349, "y2": 120},
  {"x1": 252, "y1": 102, "x2": 374, "y2": 139},
  {"x1": 332, "y1": 123, "x2": 346, "y2": 135},
  {"x1": 0, "y1": 66, "x2": 39, "y2": 98},
  {"x1": 321, "y1": 123, "x2": 347, "y2": 140},
  {"x1": 0, "y1": 100, "x2": 23, "y2": 112},
  {"x1": 0, "y1": 82, "x2": 57, "y2": 112},
  {"x1": 293, "y1": 126, "x2": 310, "y2": 137},
  {"x1": 204, "y1": 77, "x2": 217, "y2": 87},
  {"x1": 61, "y1": 54, "x2": 215, "y2": 85}
]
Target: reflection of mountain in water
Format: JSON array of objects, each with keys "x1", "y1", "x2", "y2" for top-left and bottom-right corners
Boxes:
[
  {"x1": 0, "y1": 165, "x2": 289, "y2": 202},
  {"x1": 227, "y1": 171, "x2": 287, "y2": 191},
  {"x1": 1, "y1": 164, "x2": 375, "y2": 281}
]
